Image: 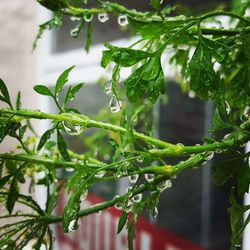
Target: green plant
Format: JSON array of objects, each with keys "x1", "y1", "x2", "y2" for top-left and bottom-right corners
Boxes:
[{"x1": 0, "y1": 0, "x2": 250, "y2": 249}]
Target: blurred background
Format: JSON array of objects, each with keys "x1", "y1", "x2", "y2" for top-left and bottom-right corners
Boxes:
[{"x1": 0, "y1": 0, "x2": 249, "y2": 250}]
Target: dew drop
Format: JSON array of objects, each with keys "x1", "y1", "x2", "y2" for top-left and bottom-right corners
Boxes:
[
  {"x1": 129, "y1": 174, "x2": 139, "y2": 183},
  {"x1": 152, "y1": 206, "x2": 158, "y2": 218},
  {"x1": 160, "y1": 0, "x2": 163, "y2": 4},
  {"x1": 132, "y1": 193, "x2": 142, "y2": 203},
  {"x1": 109, "y1": 95, "x2": 122, "y2": 113},
  {"x1": 204, "y1": 151, "x2": 214, "y2": 161},
  {"x1": 118, "y1": 14, "x2": 128, "y2": 26},
  {"x1": 98, "y1": 13, "x2": 109, "y2": 23},
  {"x1": 225, "y1": 100, "x2": 231, "y2": 114},
  {"x1": 145, "y1": 173, "x2": 154, "y2": 183},
  {"x1": 137, "y1": 157, "x2": 143, "y2": 163},
  {"x1": 68, "y1": 219, "x2": 77, "y2": 232},
  {"x1": 84, "y1": 13, "x2": 93, "y2": 22},
  {"x1": 95, "y1": 170, "x2": 106, "y2": 178},
  {"x1": 157, "y1": 180, "x2": 172, "y2": 191},
  {"x1": 104, "y1": 80, "x2": 112, "y2": 95},
  {"x1": 63, "y1": 121, "x2": 84, "y2": 136},
  {"x1": 177, "y1": 143, "x2": 184, "y2": 147}
]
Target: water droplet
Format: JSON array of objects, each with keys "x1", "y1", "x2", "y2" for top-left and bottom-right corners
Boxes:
[
  {"x1": 152, "y1": 206, "x2": 158, "y2": 218},
  {"x1": 84, "y1": 13, "x2": 93, "y2": 22},
  {"x1": 98, "y1": 13, "x2": 109, "y2": 23},
  {"x1": 68, "y1": 219, "x2": 77, "y2": 232},
  {"x1": 129, "y1": 174, "x2": 139, "y2": 183},
  {"x1": 188, "y1": 90, "x2": 196, "y2": 98},
  {"x1": 95, "y1": 170, "x2": 106, "y2": 178},
  {"x1": 204, "y1": 151, "x2": 214, "y2": 161},
  {"x1": 63, "y1": 121, "x2": 84, "y2": 136},
  {"x1": 104, "y1": 80, "x2": 112, "y2": 95},
  {"x1": 118, "y1": 14, "x2": 128, "y2": 26},
  {"x1": 109, "y1": 95, "x2": 122, "y2": 113},
  {"x1": 160, "y1": 0, "x2": 163, "y2": 4},
  {"x1": 177, "y1": 143, "x2": 184, "y2": 147},
  {"x1": 132, "y1": 193, "x2": 142, "y2": 203},
  {"x1": 145, "y1": 173, "x2": 154, "y2": 182},
  {"x1": 80, "y1": 190, "x2": 88, "y2": 201},
  {"x1": 66, "y1": 167, "x2": 74, "y2": 173}
]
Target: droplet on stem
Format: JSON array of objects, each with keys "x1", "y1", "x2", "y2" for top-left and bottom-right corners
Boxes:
[
  {"x1": 70, "y1": 27, "x2": 79, "y2": 38},
  {"x1": 225, "y1": 100, "x2": 231, "y2": 114},
  {"x1": 145, "y1": 173, "x2": 154, "y2": 182},
  {"x1": 204, "y1": 151, "x2": 214, "y2": 161},
  {"x1": 80, "y1": 190, "x2": 88, "y2": 201},
  {"x1": 152, "y1": 206, "x2": 158, "y2": 218},
  {"x1": 129, "y1": 174, "x2": 139, "y2": 183},
  {"x1": 118, "y1": 14, "x2": 128, "y2": 26},
  {"x1": 66, "y1": 167, "x2": 74, "y2": 173},
  {"x1": 95, "y1": 170, "x2": 106, "y2": 178},
  {"x1": 98, "y1": 13, "x2": 109, "y2": 23},
  {"x1": 109, "y1": 95, "x2": 122, "y2": 113},
  {"x1": 63, "y1": 121, "x2": 84, "y2": 136}
]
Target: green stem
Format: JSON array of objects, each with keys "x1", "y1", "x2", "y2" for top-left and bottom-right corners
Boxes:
[{"x1": 0, "y1": 109, "x2": 174, "y2": 149}]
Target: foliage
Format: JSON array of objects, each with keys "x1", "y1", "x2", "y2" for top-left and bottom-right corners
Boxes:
[{"x1": 0, "y1": 0, "x2": 250, "y2": 249}]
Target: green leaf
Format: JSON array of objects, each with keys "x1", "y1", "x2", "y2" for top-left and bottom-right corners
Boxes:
[
  {"x1": 55, "y1": 66, "x2": 75, "y2": 95},
  {"x1": 85, "y1": 22, "x2": 92, "y2": 53},
  {"x1": 186, "y1": 39, "x2": 217, "y2": 99},
  {"x1": 0, "y1": 78, "x2": 12, "y2": 108},
  {"x1": 16, "y1": 91, "x2": 21, "y2": 110},
  {"x1": 33, "y1": 85, "x2": 54, "y2": 97},
  {"x1": 101, "y1": 43, "x2": 151, "y2": 68},
  {"x1": 150, "y1": 0, "x2": 161, "y2": 10},
  {"x1": 107, "y1": 138, "x2": 119, "y2": 149},
  {"x1": 57, "y1": 129, "x2": 70, "y2": 161},
  {"x1": 242, "y1": 31, "x2": 250, "y2": 60},
  {"x1": 142, "y1": 56, "x2": 162, "y2": 81},
  {"x1": 117, "y1": 211, "x2": 128, "y2": 234},
  {"x1": 209, "y1": 109, "x2": 232, "y2": 133},
  {"x1": 37, "y1": 128, "x2": 55, "y2": 151},
  {"x1": 34, "y1": 226, "x2": 47, "y2": 250},
  {"x1": 124, "y1": 65, "x2": 148, "y2": 102},
  {"x1": 6, "y1": 178, "x2": 19, "y2": 214},
  {"x1": 0, "y1": 175, "x2": 12, "y2": 188},
  {"x1": 236, "y1": 159, "x2": 250, "y2": 196},
  {"x1": 148, "y1": 69, "x2": 165, "y2": 103},
  {"x1": 19, "y1": 125, "x2": 28, "y2": 139},
  {"x1": 46, "y1": 183, "x2": 61, "y2": 214},
  {"x1": 64, "y1": 83, "x2": 84, "y2": 104}
]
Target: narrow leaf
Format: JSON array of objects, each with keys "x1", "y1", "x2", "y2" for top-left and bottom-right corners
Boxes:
[
  {"x1": 55, "y1": 66, "x2": 75, "y2": 95},
  {"x1": 33, "y1": 85, "x2": 54, "y2": 97},
  {"x1": 6, "y1": 178, "x2": 19, "y2": 214},
  {"x1": 37, "y1": 128, "x2": 55, "y2": 151},
  {"x1": 16, "y1": 91, "x2": 21, "y2": 110},
  {"x1": 0, "y1": 78, "x2": 12, "y2": 108},
  {"x1": 64, "y1": 83, "x2": 84, "y2": 104},
  {"x1": 117, "y1": 211, "x2": 128, "y2": 234},
  {"x1": 57, "y1": 129, "x2": 70, "y2": 161}
]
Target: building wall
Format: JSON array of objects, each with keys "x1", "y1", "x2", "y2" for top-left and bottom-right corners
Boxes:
[{"x1": 0, "y1": 1, "x2": 38, "y2": 151}]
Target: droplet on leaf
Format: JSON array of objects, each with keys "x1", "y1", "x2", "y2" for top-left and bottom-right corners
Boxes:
[
  {"x1": 132, "y1": 193, "x2": 142, "y2": 203},
  {"x1": 68, "y1": 219, "x2": 77, "y2": 232},
  {"x1": 145, "y1": 173, "x2": 154, "y2": 182},
  {"x1": 129, "y1": 174, "x2": 139, "y2": 183}
]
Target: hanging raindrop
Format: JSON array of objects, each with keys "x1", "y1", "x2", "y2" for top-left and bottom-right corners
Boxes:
[
  {"x1": 118, "y1": 14, "x2": 128, "y2": 26},
  {"x1": 70, "y1": 17, "x2": 81, "y2": 22},
  {"x1": 70, "y1": 27, "x2": 79, "y2": 38},
  {"x1": 63, "y1": 121, "x2": 83, "y2": 136},
  {"x1": 205, "y1": 151, "x2": 214, "y2": 161},
  {"x1": 188, "y1": 90, "x2": 196, "y2": 98},
  {"x1": 152, "y1": 206, "x2": 158, "y2": 218},
  {"x1": 145, "y1": 173, "x2": 154, "y2": 182},
  {"x1": 98, "y1": 13, "x2": 109, "y2": 23},
  {"x1": 84, "y1": 13, "x2": 93, "y2": 22},
  {"x1": 104, "y1": 80, "x2": 112, "y2": 95},
  {"x1": 132, "y1": 193, "x2": 142, "y2": 203},
  {"x1": 115, "y1": 202, "x2": 123, "y2": 210},
  {"x1": 109, "y1": 95, "x2": 122, "y2": 113},
  {"x1": 129, "y1": 174, "x2": 139, "y2": 183}
]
